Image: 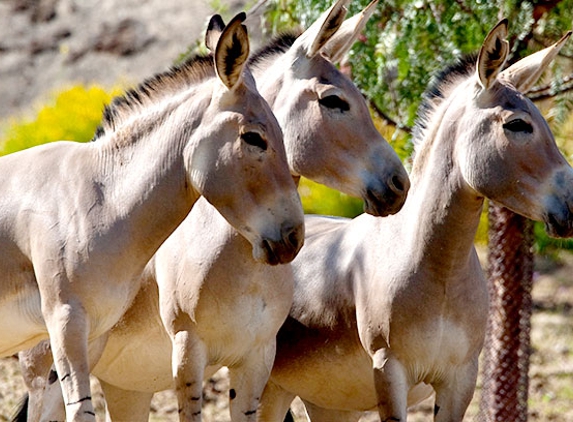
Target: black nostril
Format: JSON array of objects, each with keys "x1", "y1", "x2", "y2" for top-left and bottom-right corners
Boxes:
[
  {"x1": 390, "y1": 174, "x2": 405, "y2": 193},
  {"x1": 288, "y1": 230, "x2": 299, "y2": 248},
  {"x1": 262, "y1": 239, "x2": 279, "y2": 265},
  {"x1": 283, "y1": 225, "x2": 302, "y2": 249}
]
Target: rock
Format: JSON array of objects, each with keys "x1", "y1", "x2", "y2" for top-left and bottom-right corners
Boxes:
[
  {"x1": 93, "y1": 18, "x2": 155, "y2": 56},
  {"x1": 0, "y1": 0, "x2": 250, "y2": 126}
]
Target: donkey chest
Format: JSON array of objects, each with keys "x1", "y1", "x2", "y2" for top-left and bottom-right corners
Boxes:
[
  {"x1": 192, "y1": 274, "x2": 292, "y2": 359},
  {"x1": 390, "y1": 303, "x2": 486, "y2": 384}
]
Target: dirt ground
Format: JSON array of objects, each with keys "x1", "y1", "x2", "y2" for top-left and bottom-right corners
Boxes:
[{"x1": 1, "y1": 249, "x2": 572, "y2": 421}]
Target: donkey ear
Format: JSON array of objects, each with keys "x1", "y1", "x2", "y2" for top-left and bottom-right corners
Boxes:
[
  {"x1": 500, "y1": 30, "x2": 572, "y2": 93},
  {"x1": 205, "y1": 14, "x2": 226, "y2": 52},
  {"x1": 294, "y1": 0, "x2": 349, "y2": 59},
  {"x1": 323, "y1": 0, "x2": 378, "y2": 63},
  {"x1": 476, "y1": 19, "x2": 509, "y2": 90},
  {"x1": 214, "y1": 12, "x2": 249, "y2": 90}
]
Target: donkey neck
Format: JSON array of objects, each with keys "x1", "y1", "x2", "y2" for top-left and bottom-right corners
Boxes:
[
  {"x1": 399, "y1": 94, "x2": 484, "y2": 282},
  {"x1": 91, "y1": 89, "x2": 209, "y2": 269},
  {"x1": 250, "y1": 54, "x2": 289, "y2": 111}
]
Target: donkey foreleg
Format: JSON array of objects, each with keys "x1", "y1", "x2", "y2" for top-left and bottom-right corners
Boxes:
[
  {"x1": 227, "y1": 344, "x2": 275, "y2": 421},
  {"x1": 171, "y1": 327, "x2": 207, "y2": 422},
  {"x1": 432, "y1": 360, "x2": 479, "y2": 422},
  {"x1": 42, "y1": 300, "x2": 94, "y2": 422},
  {"x1": 372, "y1": 349, "x2": 408, "y2": 422}
]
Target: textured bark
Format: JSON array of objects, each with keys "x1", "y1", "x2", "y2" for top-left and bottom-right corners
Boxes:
[{"x1": 478, "y1": 202, "x2": 533, "y2": 422}]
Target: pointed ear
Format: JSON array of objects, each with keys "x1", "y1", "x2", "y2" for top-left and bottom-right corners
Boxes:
[
  {"x1": 214, "y1": 12, "x2": 249, "y2": 90},
  {"x1": 476, "y1": 19, "x2": 509, "y2": 90},
  {"x1": 500, "y1": 30, "x2": 572, "y2": 93},
  {"x1": 323, "y1": 0, "x2": 378, "y2": 63},
  {"x1": 292, "y1": 0, "x2": 349, "y2": 59},
  {"x1": 205, "y1": 14, "x2": 226, "y2": 52}
]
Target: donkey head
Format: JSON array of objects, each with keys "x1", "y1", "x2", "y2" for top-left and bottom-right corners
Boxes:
[
  {"x1": 206, "y1": 0, "x2": 409, "y2": 217},
  {"x1": 190, "y1": 13, "x2": 304, "y2": 264},
  {"x1": 456, "y1": 20, "x2": 573, "y2": 237},
  {"x1": 266, "y1": 0, "x2": 409, "y2": 217}
]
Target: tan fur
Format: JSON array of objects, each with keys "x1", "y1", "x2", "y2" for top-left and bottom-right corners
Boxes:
[
  {"x1": 258, "y1": 24, "x2": 573, "y2": 422},
  {"x1": 18, "y1": 2, "x2": 409, "y2": 421},
  {"x1": 305, "y1": 0, "x2": 349, "y2": 58},
  {"x1": 3, "y1": 16, "x2": 303, "y2": 422},
  {"x1": 322, "y1": 0, "x2": 378, "y2": 63}
]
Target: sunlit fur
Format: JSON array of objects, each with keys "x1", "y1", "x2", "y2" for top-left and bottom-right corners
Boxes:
[
  {"x1": 1, "y1": 15, "x2": 303, "y2": 422},
  {"x1": 256, "y1": 22, "x2": 573, "y2": 422},
  {"x1": 15, "y1": 1, "x2": 411, "y2": 421}
]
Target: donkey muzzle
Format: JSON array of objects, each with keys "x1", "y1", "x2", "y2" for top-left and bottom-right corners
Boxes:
[
  {"x1": 363, "y1": 171, "x2": 410, "y2": 217},
  {"x1": 545, "y1": 207, "x2": 573, "y2": 238},
  {"x1": 253, "y1": 222, "x2": 305, "y2": 265}
]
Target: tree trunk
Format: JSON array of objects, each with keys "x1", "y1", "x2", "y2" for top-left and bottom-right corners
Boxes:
[{"x1": 478, "y1": 202, "x2": 533, "y2": 422}]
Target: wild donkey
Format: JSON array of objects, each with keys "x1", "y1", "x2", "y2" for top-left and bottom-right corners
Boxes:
[
  {"x1": 0, "y1": 13, "x2": 305, "y2": 422},
  {"x1": 16, "y1": 1, "x2": 410, "y2": 421},
  {"x1": 258, "y1": 21, "x2": 573, "y2": 422}
]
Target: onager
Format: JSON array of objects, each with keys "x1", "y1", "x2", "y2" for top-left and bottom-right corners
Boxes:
[
  {"x1": 257, "y1": 21, "x2": 573, "y2": 422},
  {"x1": 16, "y1": 1, "x2": 410, "y2": 421},
  {"x1": 0, "y1": 13, "x2": 304, "y2": 422}
]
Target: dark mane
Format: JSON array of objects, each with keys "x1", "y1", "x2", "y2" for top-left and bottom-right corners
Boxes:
[
  {"x1": 92, "y1": 54, "x2": 215, "y2": 141},
  {"x1": 248, "y1": 31, "x2": 301, "y2": 67},
  {"x1": 412, "y1": 53, "x2": 478, "y2": 149}
]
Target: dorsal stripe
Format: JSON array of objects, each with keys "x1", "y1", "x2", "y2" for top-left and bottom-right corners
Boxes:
[{"x1": 92, "y1": 55, "x2": 215, "y2": 141}]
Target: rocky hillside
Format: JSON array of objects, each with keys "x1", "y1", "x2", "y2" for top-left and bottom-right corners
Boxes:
[{"x1": 0, "y1": 0, "x2": 249, "y2": 125}]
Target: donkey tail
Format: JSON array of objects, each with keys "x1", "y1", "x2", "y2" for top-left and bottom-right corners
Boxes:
[{"x1": 10, "y1": 393, "x2": 29, "y2": 422}]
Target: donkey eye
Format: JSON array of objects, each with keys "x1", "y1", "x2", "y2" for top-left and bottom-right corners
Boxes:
[
  {"x1": 318, "y1": 95, "x2": 350, "y2": 112},
  {"x1": 503, "y1": 119, "x2": 533, "y2": 134},
  {"x1": 241, "y1": 132, "x2": 268, "y2": 151}
]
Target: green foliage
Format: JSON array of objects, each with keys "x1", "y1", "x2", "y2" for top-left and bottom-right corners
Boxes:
[
  {"x1": 264, "y1": 0, "x2": 573, "y2": 129},
  {"x1": 261, "y1": 0, "x2": 302, "y2": 36},
  {"x1": 208, "y1": 0, "x2": 231, "y2": 15},
  {"x1": 265, "y1": 0, "x2": 573, "y2": 253},
  {"x1": 475, "y1": 203, "x2": 489, "y2": 246},
  {"x1": 534, "y1": 221, "x2": 573, "y2": 255},
  {"x1": 299, "y1": 178, "x2": 364, "y2": 217},
  {"x1": 1, "y1": 85, "x2": 120, "y2": 156}
]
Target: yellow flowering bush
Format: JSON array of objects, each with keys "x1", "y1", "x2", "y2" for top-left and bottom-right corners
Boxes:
[{"x1": 0, "y1": 85, "x2": 121, "y2": 156}]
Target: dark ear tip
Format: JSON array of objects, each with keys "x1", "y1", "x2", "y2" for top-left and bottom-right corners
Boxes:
[
  {"x1": 496, "y1": 18, "x2": 509, "y2": 32},
  {"x1": 236, "y1": 11, "x2": 247, "y2": 23},
  {"x1": 224, "y1": 11, "x2": 247, "y2": 32},
  {"x1": 208, "y1": 14, "x2": 225, "y2": 31}
]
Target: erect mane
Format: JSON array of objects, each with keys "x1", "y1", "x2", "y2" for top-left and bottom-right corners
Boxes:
[
  {"x1": 411, "y1": 53, "x2": 478, "y2": 151},
  {"x1": 248, "y1": 31, "x2": 301, "y2": 67},
  {"x1": 92, "y1": 54, "x2": 215, "y2": 141}
]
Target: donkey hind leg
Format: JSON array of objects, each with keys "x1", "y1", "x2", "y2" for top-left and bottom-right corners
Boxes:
[
  {"x1": 227, "y1": 344, "x2": 275, "y2": 421},
  {"x1": 303, "y1": 401, "x2": 362, "y2": 422},
  {"x1": 433, "y1": 360, "x2": 479, "y2": 422},
  {"x1": 257, "y1": 380, "x2": 297, "y2": 422},
  {"x1": 372, "y1": 349, "x2": 409, "y2": 422},
  {"x1": 171, "y1": 327, "x2": 208, "y2": 422},
  {"x1": 98, "y1": 379, "x2": 153, "y2": 422},
  {"x1": 18, "y1": 339, "x2": 58, "y2": 422},
  {"x1": 18, "y1": 334, "x2": 110, "y2": 422}
]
